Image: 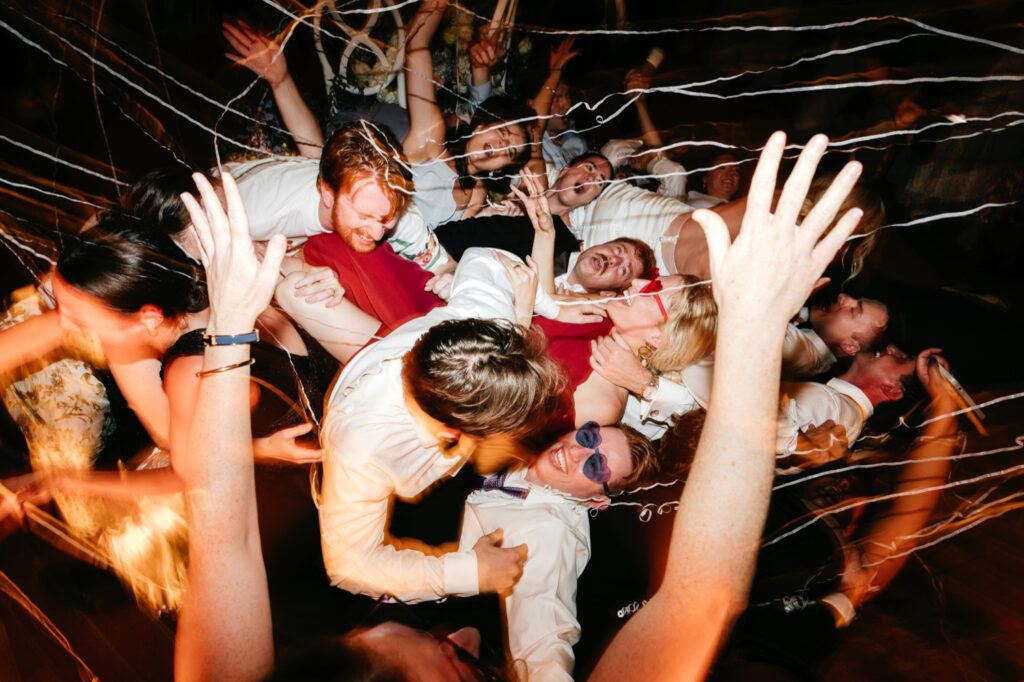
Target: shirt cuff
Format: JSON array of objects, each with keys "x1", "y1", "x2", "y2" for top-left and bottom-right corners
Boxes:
[
  {"x1": 819, "y1": 592, "x2": 856, "y2": 628},
  {"x1": 442, "y1": 550, "x2": 480, "y2": 596},
  {"x1": 467, "y1": 76, "x2": 492, "y2": 108},
  {"x1": 639, "y1": 376, "x2": 696, "y2": 422}
]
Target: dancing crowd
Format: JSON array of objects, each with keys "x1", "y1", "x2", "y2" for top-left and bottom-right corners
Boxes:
[{"x1": 0, "y1": 2, "x2": 970, "y2": 680}]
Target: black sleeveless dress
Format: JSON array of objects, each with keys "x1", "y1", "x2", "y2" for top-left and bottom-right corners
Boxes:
[{"x1": 161, "y1": 328, "x2": 348, "y2": 641}]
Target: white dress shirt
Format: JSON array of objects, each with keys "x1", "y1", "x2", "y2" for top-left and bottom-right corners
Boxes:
[
  {"x1": 782, "y1": 312, "x2": 837, "y2": 380},
  {"x1": 319, "y1": 248, "x2": 560, "y2": 601},
  {"x1": 225, "y1": 156, "x2": 451, "y2": 272},
  {"x1": 776, "y1": 378, "x2": 874, "y2": 456},
  {"x1": 458, "y1": 469, "x2": 589, "y2": 682}
]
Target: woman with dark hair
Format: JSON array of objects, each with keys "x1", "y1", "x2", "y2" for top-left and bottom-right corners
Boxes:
[{"x1": 42, "y1": 188, "x2": 329, "y2": 494}]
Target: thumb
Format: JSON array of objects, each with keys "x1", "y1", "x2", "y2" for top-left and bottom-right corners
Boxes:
[
  {"x1": 487, "y1": 528, "x2": 504, "y2": 546},
  {"x1": 276, "y1": 421, "x2": 314, "y2": 438},
  {"x1": 513, "y1": 543, "x2": 528, "y2": 562},
  {"x1": 261, "y1": 233, "x2": 288, "y2": 281},
  {"x1": 691, "y1": 208, "x2": 730, "y2": 278}
]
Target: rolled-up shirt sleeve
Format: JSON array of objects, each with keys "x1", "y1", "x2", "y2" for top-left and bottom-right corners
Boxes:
[
  {"x1": 319, "y1": 415, "x2": 479, "y2": 601},
  {"x1": 387, "y1": 204, "x2": 452, "y2": 273}
]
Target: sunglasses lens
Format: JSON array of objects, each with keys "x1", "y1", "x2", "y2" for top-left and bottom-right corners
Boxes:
[
  {"x1": 583, "y1": 451, "x2": 611, "y2": 484},
  {"x1": 575, "y1": 421, "x2": 601, "y2": 449}
]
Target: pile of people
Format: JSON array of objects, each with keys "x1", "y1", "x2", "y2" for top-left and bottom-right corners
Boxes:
[{"x1": 1, "y1": 4, "x2": 968, "y2": 680}]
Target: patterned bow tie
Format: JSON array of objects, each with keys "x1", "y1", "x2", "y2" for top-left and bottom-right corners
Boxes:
[{"x1": 480, "y1": 472, "x2": 529, "y2": 499}]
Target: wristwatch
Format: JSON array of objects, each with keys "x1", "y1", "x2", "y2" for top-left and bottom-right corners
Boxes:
[{"x1": 641, "y1": 373, "x2": 660, "y2": 402}]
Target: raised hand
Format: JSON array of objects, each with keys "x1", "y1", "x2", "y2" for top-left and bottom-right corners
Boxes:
[
  {"x1": 223, "y1": 20, "x2": 289, "y2": 88},
  {"x1": 494, "y1": 251, "x2": 539, "y2": 327},
  {"x1": 468, "y1": 33, "x2": 507, "y2": 72},
  {"x1": 549, "y1": 36, "x2": 581, "y2": 73},
  {"x1": 691, "y1": 132, "x2": 863, "y2": 330},
  {"x1": 509, "y1": 169, "x2": 554, "y2": 237},
  {"x1": 180, "y1": 172, "x2": 286, "y2": 335}
]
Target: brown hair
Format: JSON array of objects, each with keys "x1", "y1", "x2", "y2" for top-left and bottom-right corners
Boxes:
[
  {"x1": 610, "y1": 237, "x2": 657, "y2": 282},
  {"x1": 401, "y1": 319, "x2": 568, "y2": 443},
  {"x1": 657, "y1": 409, "x2": 706, "y2": 482},
  {"x1": 647, "y1": 275, "x2": 717, "y2": 376},
  {"x1": 801, "y1": 175, "x2": 886, "y2": 282},
  {"x1": 606, "y1": 423, "x2": 660, "y2": 495},
  {"x1": 319, "y1": 121, "x2": 414, "y2": 220}
]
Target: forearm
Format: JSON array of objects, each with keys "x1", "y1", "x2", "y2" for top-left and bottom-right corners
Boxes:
[
  {"x1": 531, "y1": 232, "x2": 556, "y2": 295},
  {"x1": 858, "y1": 394, "x2": 958, "y2": 586},
  {"x1": 176, "y1": 343, "x2": 272, "y2": 681},
  {"x1": 635, "y1": 98, "x2": 663, "y2": 149},
  {"x1": 55, "y1": 467, "x2": 184, "y2": 498},
  {"x1": 0, "y1": 311, "x2": 64, "y2": 374},
  {"x1": 270, "y1": 75, "x2": 324, "y2": 158}
]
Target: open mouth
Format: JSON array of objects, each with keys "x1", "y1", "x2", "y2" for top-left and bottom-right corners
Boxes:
[{"x1": 574, "y1": 181, "x2": 587, "y2": 195}]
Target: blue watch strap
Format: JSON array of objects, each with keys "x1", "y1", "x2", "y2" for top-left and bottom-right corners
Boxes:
[{"x1": 203, "y1": 330, "x2": 260, "y2": 346}]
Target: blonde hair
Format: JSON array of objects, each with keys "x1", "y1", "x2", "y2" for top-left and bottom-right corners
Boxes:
[
  {"x1": 801, "y1": 175, "x2": 886, "y2": 282},
  {"x1": 647, "y1": 276, "x2": 717, "y2": 378}
]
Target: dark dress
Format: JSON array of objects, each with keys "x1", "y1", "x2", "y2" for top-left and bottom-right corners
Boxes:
[{"x1": 161, "y1": 329, "x2": 342, "y2": 641}]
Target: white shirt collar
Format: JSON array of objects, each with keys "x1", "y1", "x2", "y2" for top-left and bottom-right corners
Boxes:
[{"x1": 826, "y1": 378, "x2": 875, "y2": 419}]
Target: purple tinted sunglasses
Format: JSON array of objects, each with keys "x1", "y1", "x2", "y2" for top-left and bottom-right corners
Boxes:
[{"x1": 577, "y1": 421, "x2": 611, "y2": 495}]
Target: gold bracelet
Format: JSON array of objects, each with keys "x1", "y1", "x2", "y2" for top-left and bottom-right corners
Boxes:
[{"x1": 196, "y1": 358, "x2": 254, "y2": 378}]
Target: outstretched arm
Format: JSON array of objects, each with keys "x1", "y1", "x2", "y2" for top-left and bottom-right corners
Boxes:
[
  {"x1": 174, "y1": 171, "x2": 286, "y2": 681},
  {"x1": 224, "y1": 20, "x2": 324, "y2": 158},
  {"x1": 402, "y1": 0, "x2": 450, "y2": 163},
  {"x1": 588, "y1": 133, "x2": 864, "y2": 682}
]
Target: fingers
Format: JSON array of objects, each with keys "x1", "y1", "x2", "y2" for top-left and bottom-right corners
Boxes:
[
  {"x1": 691, "y1": 208, "x2": 731, "y2": 281},
  {"x1": 744, "y1": 130, "x2": 787, "y2": 226},
  {"x1": 800, "y1": 159, "x2": 863, "y2": 250},
  {"x1": 513, "y1": 543, "x2": 528, "y2": 562},
  {"x1": 179, "y1": 192, "x2": 213, "y2": 268},
  {"x1": 261, "y1": 234, "x2": 288, "y2": 285},
  {"x1": 221, "y1": 172, "x2": 250, "y2": 244},
  {"x1": 275, "y1": 421, "x2": 314, "y2": 438},
  {"x1": 774, "y1": 133, "x2": 828, "y2": 229}
]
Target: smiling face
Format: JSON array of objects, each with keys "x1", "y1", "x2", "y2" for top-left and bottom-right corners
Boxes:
[
  {"x1": 571, "y1": 240, "x2": 646, "y2": 293},
  {"x1": 551, "y1": 156, "x2": 612, "y2": 210},
  {"x1": 465, "y1": 121, "x2": 529, "y2": 174},
  {"x1": 325, "y1": 175, "x2": 399, "y2": 253},
  {"x1": 703, "y1": 153, "x2": 740, "y2": 201},
  {"x1": 528, "y1": 425, "x2": 633, "y2": 500},
  {"x1": 809, "y1": 293, "x2": 888, "y2": 357},
  {"x1": 605, "y1": 275, "x2": 686, "y2": 349}
]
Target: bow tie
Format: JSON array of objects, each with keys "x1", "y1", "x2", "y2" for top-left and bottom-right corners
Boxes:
[{"x1": 480, "y1": 472, "x2": 529, "y2": 499}]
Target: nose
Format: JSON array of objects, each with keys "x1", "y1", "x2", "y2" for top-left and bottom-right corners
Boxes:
[
  {"x1": 368, "y1": 222, "x2": 386, "y2": 241},
  {"x1": 886, "y1": 344, "x2": 899, "y2": 355},
  {"x1": 837, "y1": 293, "x2": 852, "y2": 306}
]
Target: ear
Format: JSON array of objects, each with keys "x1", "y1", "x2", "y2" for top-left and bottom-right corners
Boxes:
[
  {"x1": 318, "y1": 181, "x2": 337, "y2": 210},
  {"x1": 880, "y1": 380, "x2": 905, "y2": 402},
  {"x1": 583, "y1": 495, "x2": 611, "y2": 511},
  {"x1": 839, "y1": 339, "x2": 860, "y2": 357},
  {"x1": 137, "y1": 304, "x2": 165, "y2": 329},
  {"x1": 599, "y1": 289, "x2": 617, "y2": 297},
  {"x1": 437, "y1": 426, "x2": 463, "y2": 444}
]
